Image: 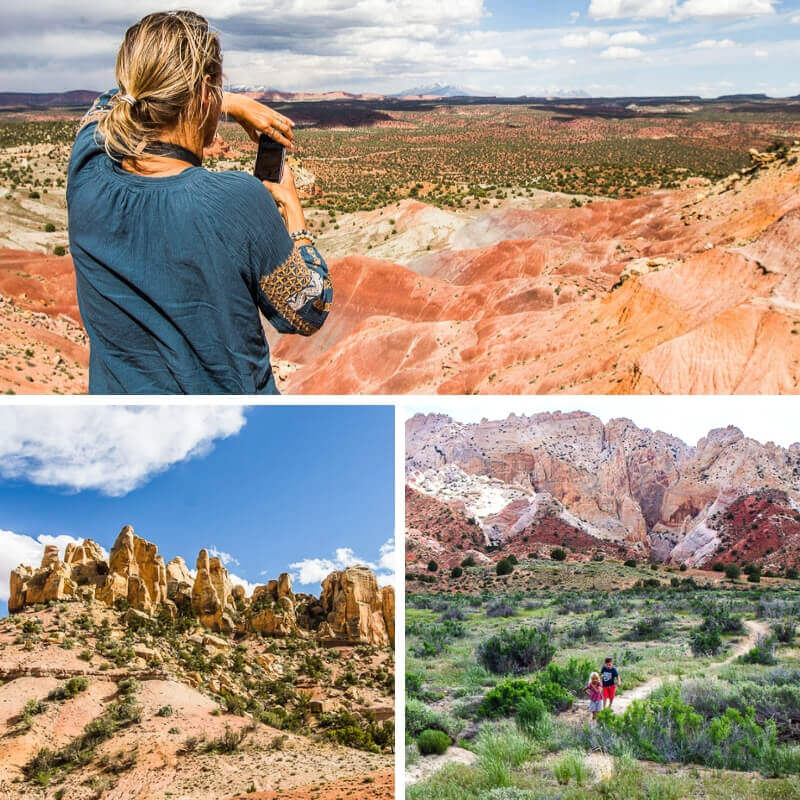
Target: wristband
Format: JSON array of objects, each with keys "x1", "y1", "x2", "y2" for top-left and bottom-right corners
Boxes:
[{"x1": 290, "y1": 229, "x2": 314, "y2": 245}]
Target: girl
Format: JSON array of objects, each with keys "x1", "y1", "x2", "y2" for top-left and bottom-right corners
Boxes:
[{"x1": 584, "y1": 671, "x2": 604, "y2": 721}]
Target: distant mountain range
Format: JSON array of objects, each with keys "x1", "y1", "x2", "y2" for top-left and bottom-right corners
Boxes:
[{"x1": 0, "y1": 90, "x2": 97, "y2": 108}]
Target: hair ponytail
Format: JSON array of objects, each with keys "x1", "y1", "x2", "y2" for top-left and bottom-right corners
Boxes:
[{"x1": 96, "y1": 11, "x2": 223, "y2": 161}]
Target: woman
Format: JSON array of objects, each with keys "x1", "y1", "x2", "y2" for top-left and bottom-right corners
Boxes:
[{"x1": 67, "y1": 11, "x2": 331, "y2": 394}]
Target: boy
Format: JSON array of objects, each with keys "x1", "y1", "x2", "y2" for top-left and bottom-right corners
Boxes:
[{"x1": 600, "y1": 656, "x2": 620, "y2": 709}]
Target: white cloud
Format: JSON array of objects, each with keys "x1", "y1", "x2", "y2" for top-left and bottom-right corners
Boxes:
[
  {"x1": 570, "y1": 11, "x2": 580, "y2": 22},
  {"x1": 694, "y1": 39, "x2": 736, "y2": 48},
  {"x1": 289, "y1": 538, "x2": 396, "y2": 586},
  {"x1": 792, "y1": 14, "x2": 800, "y2": 23},
  {"x1": 0, "y1": 407, "x2": 246, "y2": 496},
  {"x1": 589, "y1": 0, "x2": 776, "y2": 18},
  {"x1": 0, "y1": 529, "x2": 85, "y2": 602},
  {"x1": 754, "y1": 48, "x2": 769, "y2": 57},
  {"x1": 228, "y1": 572, "x2": 258, "y2": 596},
  {"x1": 589, "y1": 0, "x2": 673, "y2": 18},
  {"x1": 561, "y1": 30, "x2": 653, "y2": 48},
  {"x1": 208, "y1": 547, "x2": 239, "y2": 567},
  {"x1": 672, "y1": 0, "x2": 776, "y2": 20},
  {"x1": 601, "y1": 46, "x2": 644, "y2": 59}
]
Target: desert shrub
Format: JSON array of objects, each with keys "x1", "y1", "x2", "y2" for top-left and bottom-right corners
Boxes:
[
  {"x1": 155, "y1": 705, "x2": 173, "y2": 717},
  {"x1": 496, "y1": 558, "x2": 514, "y2": 576},
  {"x1": 405, "y1": 697, "x2": 462, "y2": 739},
  {"x1": 699, "y1": 601, "x2": 745, "y2": 634},
  {"x1": 439, "y1": 607, "x2": 466, "y2": 621},
  {"x1": 712, "y1": 562, "x2": 724, "y2": 572},
  {"x1": 624, "y1": 559, "x2": 637, "y2": 568},
  {"x1": 450, "y1": 566, "x2": 463, "y2": 579},
  {"x1": 748, "y1": 572, "x2": 762, "y2": 583},
  {"x1": 689, "y1": 626, "x2": 723, "y2": 656},
  {"x1": 514, "y1": 695, "x2": 546, "y2": 734},
  {"x1": 552, "y1": 750, "x2": 591, "y2": 786},
  {"x1": 679, "y1": 564, "x2": 687, "y2": 572},
  {"x1": 739, "y1": 635, "x2": 777, "y2": 665},
  {"x1": 787, "y1": 567, "x2": 799, "y2": 579},
  {"x1": 551, "y1": 548, "x2": 567, "y2": 562},
  {"x1": 558, "y1": 594, "x2": 590, "y2": 614},
  {"x1": 48, "y1": 677, "x2": 89, "y2": 701},
  {"x1": 725, "y1": 563, "x2": 741, "y2": 580},
  {"x1": 417, "y1": 729, "x2": 450, "y2": 755},
  {"x1": 461, "y1": 556, "x2": 476, "y2": 567},
  {"x1": 406, "y1": 671, "x2": 424, "y2": 698},
  {"x1": 475, "y1": 721, "x2": 533, "y2": 786},
  {"x1": 582, "y1": 686, "x2": 790, "y2": 775},
  {"x1": 541, "y1": 657, "x2": 595, "y2": 695},
  {"x1": 480, "y1": 678, "x2": 572, "y2": 717},
  {"x1": 409, "y1": 619, "x2": 466, "y2": 658},
  {"x1": 771, "y1": 618, "x2": 797, "y2": 644},
  {"x1": 625, "y1": 614, "x2": 667, "y2": 640},
  {"x1": 206, "y1": 724, "x2": 247, "y2": 753},
  {"x1": 485, "y1": 599, "x2": 515, "y2": 618},
  {"x1": 565, "y1": 615, "x2": 602, "y2": 642},
  {"x1": 427, "y1": 560, "x2": 438, "y2": 572},
  {"x1": 477, "y1": 627, "x2": 555, "y2": 675}
]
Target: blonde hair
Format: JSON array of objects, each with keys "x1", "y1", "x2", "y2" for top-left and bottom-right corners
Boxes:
[
  {"x1": 590, "y1": 672, "x2": 600, "y2": 682},
  {"x1": 97, "y1": 11, "x2": 223, "y2": 160}
]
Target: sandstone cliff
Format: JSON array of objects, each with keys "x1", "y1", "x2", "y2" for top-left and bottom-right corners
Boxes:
[{"x1": 406, "y1": 412, "x2": 800, "y2": 569}]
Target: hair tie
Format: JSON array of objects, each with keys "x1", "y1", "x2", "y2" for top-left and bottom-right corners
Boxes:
[{"x1": 117, "y1": 93, "x2": 137, "y2": 106}]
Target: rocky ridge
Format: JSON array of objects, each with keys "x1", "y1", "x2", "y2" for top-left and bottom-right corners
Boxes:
[
  {"x1": 406, "y1": 412, "x2": 800, "y2": 570},
  {"x1": 9, "y1": 526, "x2": 394, "y2": 648}
]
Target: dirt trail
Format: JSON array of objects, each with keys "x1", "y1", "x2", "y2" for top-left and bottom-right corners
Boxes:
[{"x1": 566, "y1": 619, "x2": 769, "y2": 721}]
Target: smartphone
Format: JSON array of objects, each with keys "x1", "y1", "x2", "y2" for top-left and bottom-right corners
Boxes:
[{"x1": 254, "y1": 133, "x2": 285, "y2": 183}]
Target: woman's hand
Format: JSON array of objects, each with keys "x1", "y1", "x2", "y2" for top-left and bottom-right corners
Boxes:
[
  {"x1": 222, "y1": 92, "x2": 294, "y2": 149},
  {"x1": 263, "y1": 167, "x2": 309, "y2": 242}
]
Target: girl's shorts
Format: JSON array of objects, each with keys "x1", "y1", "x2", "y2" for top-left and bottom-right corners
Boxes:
[{"x1": 589, "y1": 700, "x2": 603, "y2": 712}]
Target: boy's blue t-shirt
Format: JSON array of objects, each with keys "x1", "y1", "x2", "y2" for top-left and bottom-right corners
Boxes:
[{"x1": 66, "y1": 97, "x2": 331, "y2": 395}]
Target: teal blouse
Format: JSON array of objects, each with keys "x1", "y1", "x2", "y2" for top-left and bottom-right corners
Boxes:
[{"x1": 67, "y1": 90, "x2": 331, "y2": 394}]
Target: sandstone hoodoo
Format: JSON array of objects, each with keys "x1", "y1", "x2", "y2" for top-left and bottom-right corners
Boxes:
[
  {"x1": 406, "y1": 412, "x2": 800, "y2": 580},
  {"x1": 9, "y1": 526, "x2": 394, "y2": 647}
]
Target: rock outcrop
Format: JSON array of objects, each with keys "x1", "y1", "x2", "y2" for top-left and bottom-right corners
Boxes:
[
  {"x1": 249, "y1": 573, "x2": 302, "y2": 637},
  {"x1": 191, "y1": 549, "x2": 235, "y2": 634},
  {"x1": 8, "y1": 530, "x2": 395, "y2": 647},
  {"x1": 406, "y1": 412, "x2": 800, "y2": 569},
  {"x1": 318, "y1": 566, "x2": 394, "y2": 647}
]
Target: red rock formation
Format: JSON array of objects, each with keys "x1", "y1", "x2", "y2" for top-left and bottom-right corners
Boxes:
[{"x1": 406, "y1": 412, "x2": 800, "y2": 568}]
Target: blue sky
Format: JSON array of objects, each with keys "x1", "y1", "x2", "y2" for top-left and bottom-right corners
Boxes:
[
  {"x1": 2, "y1": 0, "x2": 799, "y2": 96},
  {"x1": 0, "y1": 405, "x2": 395, "y2": 618}
]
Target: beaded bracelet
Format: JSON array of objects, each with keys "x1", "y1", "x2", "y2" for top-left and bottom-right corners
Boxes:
[{"x1": 290, "y1": 229, "x2": 314, "y2": 245}]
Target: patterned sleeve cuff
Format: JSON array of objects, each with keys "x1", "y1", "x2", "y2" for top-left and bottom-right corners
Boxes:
[{"x1": 258, "y1": 244, "x2": 332, "y2": 336}]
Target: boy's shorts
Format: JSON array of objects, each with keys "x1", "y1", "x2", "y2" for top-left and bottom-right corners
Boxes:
[{"x1": 603, "y1": 685, "x2": 616, "y2": 700}]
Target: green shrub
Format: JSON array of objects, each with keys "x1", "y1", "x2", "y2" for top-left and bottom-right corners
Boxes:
[
  {"x1": 48, "y1": 676, "x2": 89, "y2": 701},
  {"x1": 155, "y1": 705, "x2": 173, "y2": 718},
  {"x1": 496, "y1": 558, "x2": 514, "y2": 576},
  {"x1": 725, "y1": 563, "x2": 741, "y2": 580},
  {"x1": 552, "y1": 750, "x2": 591, "y2": 786},
  {"x1": 712, "y1": 562, "x2": 724, "y2": 572},
  {"x1": 786, "y1": 567, "x2": 799, "y2": 579},
  {"x1": 450, "y1": 566, "x2": 463, "y2": 579},
  {"x1": 541, "y1": 657, "x2": 595, "y2": 695},
  {"x1": 740, "y1": 635, "x2": 777, "y2": 665},
  {"x1": 461, "y1": 556, "x2": 476, "y2": 568},
  {"x1": 624, "y1": 559, "x2": 637, "y2": 568},
  {"x1": 417, "y1": 729, "x2": 450, "y2": 755},
  {"x1": 625, "y1": 614, "x2": 666, "y2": 640},
  {"x1": 477, "y1": 627, "x2": 555, "y2": 675},
  {"x1": 771, "y1": 618, "x2": 796, "y2": 644},
  {"x1": 480, "y1": 678, "x2": 572, "y2": 717},
  {"x1": 551, "y1": 548, "x2": 567, "y2": 562},
  {"x1": 427, "y1": 560, "x2": 438, "y2": 572},
  {"x1": 514, "y1": 695, "x2": 546, "y2": 734},
  {"x1": 689, "y1": 626, "x2": 722, "y2": 656}
]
